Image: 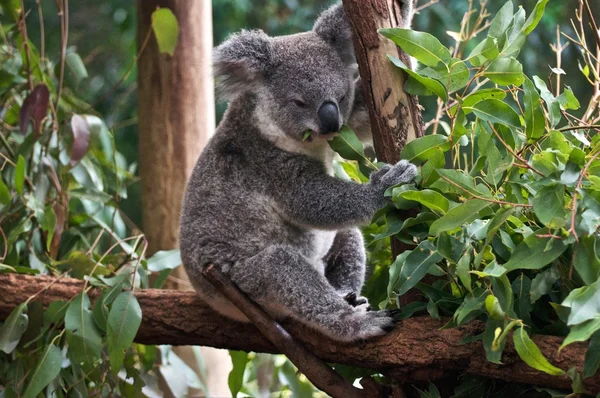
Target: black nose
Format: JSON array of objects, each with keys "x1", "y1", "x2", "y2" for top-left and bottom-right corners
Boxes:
[{"x1": 317, "y1": 102, "x2": 340, "y2": 134}]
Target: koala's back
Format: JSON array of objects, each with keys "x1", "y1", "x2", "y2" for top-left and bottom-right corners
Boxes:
[{"x1": 180, "y1": 99, "x2": 316, "y2": 282}]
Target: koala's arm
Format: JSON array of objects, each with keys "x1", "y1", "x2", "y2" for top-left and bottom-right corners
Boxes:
[{"x1": 271, "y1": 159, "x2": 416, "y2": 230}]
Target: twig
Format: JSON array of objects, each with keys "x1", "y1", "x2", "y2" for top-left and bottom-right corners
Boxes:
[
  {"x1": 558, "y1": 124, "x2": 600, "y2": 132},
  {"x1": 582, "y1": 0, "x2": 600, "y2": 51},
  {"x1": 35, "y1": 0, "x2": 45, "y2": 61},
  {"x1": 18, "y1": 0, "x2": 33, "y2": 91},
  {"x1": 415, "y1": 0, "x2": 439, "y2": 13},
  {"x1": 439, "y1": 175, "x2": 533, "y2": 207},
  {"x1": 201, "y1": 264, "x2": 366, "y2": 398},
  {"x1": 87, "y1": 26, "x2": 153, "y2": 112},
  {"x1": 487, "y1": 122, "x2": 545, "y2": 177},
  {"x1": 55, "y1": 0, "x2": 69, "y2": 109},
  {"x1": 568, "y1": 151, "x2": 600, "y2": 242},
  {"x1": 0, "y1": 227, "x2": 7, "y2": 262}
]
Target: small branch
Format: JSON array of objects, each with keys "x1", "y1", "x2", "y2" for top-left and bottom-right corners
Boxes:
[
  {"x1": 582, "y1": 0, "x2": 600, "y2": 51},
  {"x1": 558, "y1": 124, "x2": 600, "y2": 132},
  {"x1": 488, "y1": 122, "x2": 545, "y2": 177},
  {"x1": 55, "y1": 0, "x2": 69, "y2": 109},
  {"x1": 439, "y1": 175, "x2": 533, "y2": 207},
  {"x1": 201, "y1": 264, "x2": 366, "y2": 398},
  {"x1": 18, "y1": 1, "x2": 33, "y2": 91}
]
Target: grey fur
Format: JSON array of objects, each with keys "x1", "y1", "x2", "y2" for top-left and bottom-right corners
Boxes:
[{"x1": 180, "y1": 3, "x2": 417, "y2": 342}]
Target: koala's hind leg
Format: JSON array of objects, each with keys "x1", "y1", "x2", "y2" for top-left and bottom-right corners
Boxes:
[
  {"x1": 324, "y1": 229, "x2": 370, "y2": 308},
  {"x1": 228, "y1": 245, "x2": 398, "y2": 342}
]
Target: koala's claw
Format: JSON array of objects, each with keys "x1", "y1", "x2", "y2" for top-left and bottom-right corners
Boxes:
[
  {"x1": 343, "y1": 292, "x2": 371, "y2": 311},
  {"x1": 378, "y1": 160, "x2": 418, "y2": 189}
]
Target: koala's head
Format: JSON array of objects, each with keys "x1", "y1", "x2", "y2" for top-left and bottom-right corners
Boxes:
[{"x1": 214, "y1": 4, "x2": 357, "y2": 141}]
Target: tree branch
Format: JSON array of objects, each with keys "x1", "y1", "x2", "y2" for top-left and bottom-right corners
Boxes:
[{"x1": 1, "y1": 273, "x2": 599, "y2": 394}]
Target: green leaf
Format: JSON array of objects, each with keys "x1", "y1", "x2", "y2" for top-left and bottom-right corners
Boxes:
[
  {"x1": 14, "y1": 154, "x2": 25, "y2": 195},
  {"x1": 488, "y1": 1, "x2": 514, "y2": 39},
  {"x1": 513, "y1": 326, "x2": 565, "y2": 376},
  {"x1": 65, "y1": 292, "x2": 102, "y2": 373},
  {"x1": 455, "y1": 290, "x2": 487, "y2": 325},
  {"x1": 151, "y1": 8, "x2": 180, "y2": 56},
  {"x1": 533, "y1": 76, "x2": 561, "y2": 128},
  {"x1": 485, "y1": 295, "x2": 505, "y2": 320},
  {"x1": 483, "y1": 319, "x2": 505, "y2": 363},
  {"x1": 523, "y1": 77, "x2": 546, "y2": 141},
  {"x1": 416, "y1": 58, "x2": 470, "y2": 92},
  {"x1": 107, "y1": 291, "x2": 142, "y2": 373},
  {"x1": 468, "y1": 37, "x2": 499, "y2": 66},
  {"x1": 395, "y1": 240, "x2": 442, "y2": 295},
  {"x1": 459, "y1": 89, "x2": 507, "y2": 114},
  {"x1": 228, "y1": 350, "x2": 249, "y2": 398},
  {"x1": 557, "y1": 86, "x2": 581, "y2": 110},
  {"x1": 574, "y1": 236, "x2": 600, "y2": 286},
  {"x1": 485, "y1": 206, "x2": 514, "y2": 246},
  {"x1": 0, "y1": 178, "x2": 10, "y2": 205},
  {"x1": 561, "y1": 318, "x2": 600, "y2": 349},
  {"x1": 468, "y1": 99, "x2": 521, "y2": 127},
  {"x1": 435, "y1": 169, "x2": 491, "y2": 198},
  {"x1": 523, "y1": 0, "x2": 549, "y2": 34},
  {"x1": 584, "y1": 332, "x2": 600, "y2": 378},
  {"x1": 503, "y1": 231, "x2": 567, "y2": 271},
  {"x1": 0, "y1": 303, "x2": 28, "y2": 354},
  {"x1": 146, "y1": 249, "x2": 182, "y2": 272},
  {"x1": 379, "y1": 28, "x2": 451, "y2": 67},
  {"x1": 430, "y1": 200, "x2": 490, "y2": 235},
  {"x1": 562, "y1": 279, "x2": 600, "y2": 326},
  {"x1": 388, "y1": 250, "x2": 411, "y2": 296},
  {"x1": 484, "y1": 57, "x2": 524, "y2": 86},
  {"x1": 328, "y1": 126, "x2": 366, "y2": 162},
  {"x1": 389, "y1": 56, "x2": 448, "y2": 101},
  {"x1": 65, "y1": 52, "x2": 88, "y2": 85},
  {"x1": 22, "y1": 344, "x2": 62, "y2": 398},
  {"x1": 533, "y1": 184, "x2": 567, "y2": 228},
  {"x1": 400, "y1": 134, "x2": 450, "y2": 165},
  {"x1": 397, "y1": 189, "x2": 450, "y2": 213},
  {"x1": 279, "y1": 360, "x2": 315, "y2": 397},
  {"x1": 530, "y1": 266, "x2": 560, "y2": 304}
]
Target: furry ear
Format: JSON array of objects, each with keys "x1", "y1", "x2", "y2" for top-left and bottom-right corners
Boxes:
[
  {"x1": 313, "y1": 4, "x2": 355, "y2": 65},
  {"x1": 213, "y1": 30, "x2": 273, "y2": 101}
]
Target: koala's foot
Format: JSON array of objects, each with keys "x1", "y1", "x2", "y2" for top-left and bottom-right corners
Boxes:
[
  {"x1": 229, "y1": 245, "x2": 399, "y2": 343},
  {"x1": 345, "y1": 308, "x2": 402, "y2": 340}
]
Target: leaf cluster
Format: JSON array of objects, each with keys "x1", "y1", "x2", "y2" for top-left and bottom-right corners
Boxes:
[{"x1": 331, "y1": 0, "x2": 600, "y2": 391}]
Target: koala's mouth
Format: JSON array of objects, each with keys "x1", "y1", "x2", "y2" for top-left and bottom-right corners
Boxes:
[{"x1": 301, "y1": 129, "x2": 339, "y2": 143}]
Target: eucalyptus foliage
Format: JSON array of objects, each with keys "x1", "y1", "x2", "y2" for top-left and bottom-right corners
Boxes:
[
  {"x1": 0, "y1": 3, "x2": 199, "y2": 396},
  {"x1": 330, "y1": 0, "x2": 600, "y2": 393}
]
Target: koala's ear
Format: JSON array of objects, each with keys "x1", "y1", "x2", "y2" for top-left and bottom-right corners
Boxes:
[
  {"x1": 313, "y1": 4, "x2": 355, "y2": 65},
  {"x1": 213, "y1": 30, "x2": 273, "y2": 101}
]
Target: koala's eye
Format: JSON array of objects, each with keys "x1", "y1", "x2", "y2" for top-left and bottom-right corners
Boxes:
[
  {"x1": 292, "y1": 99, "x2": 308, "y2": 108},
  {"x1": 340, "y1": 94, "x2": 347, "y2": 103}
]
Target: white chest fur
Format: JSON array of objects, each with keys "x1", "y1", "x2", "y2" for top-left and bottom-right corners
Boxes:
[{"x1": 310, "y1": 230, "x2": 337, "y2": 274}]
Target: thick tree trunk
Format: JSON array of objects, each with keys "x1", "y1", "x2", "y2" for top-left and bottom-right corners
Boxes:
[
  {"x1": 136, "y1": 1, "x2": 231, "y2": 396},
  {"x1": 342, "y1": 0, "x2": 425, "y2": 305},
  {"x1": 2, "y1": 273, "x2": 598, "y2": 394}
]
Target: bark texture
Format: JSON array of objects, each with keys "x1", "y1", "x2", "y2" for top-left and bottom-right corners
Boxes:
[
  {"x1": 342, "y1": 0, "x2": 425, "y2": 304},
  {"x1": 1, "y1": 273, "x2": 598, "y2": 394},
  {"x1": 342, "y1": 0, "x2": 423, "y2": 164}
]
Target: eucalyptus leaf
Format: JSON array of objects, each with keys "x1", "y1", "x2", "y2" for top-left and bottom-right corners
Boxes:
[{"x1": 513, "y1": 326, "x2": 565, "y2": 376}]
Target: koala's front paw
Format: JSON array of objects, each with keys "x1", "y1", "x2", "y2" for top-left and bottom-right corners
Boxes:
[{"x1": 372, "y1": 160, "x2": 417, "y2": 190}]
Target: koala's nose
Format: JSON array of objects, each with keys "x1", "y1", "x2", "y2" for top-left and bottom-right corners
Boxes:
[{"x1": 317, "y1": 102, "x2": 340, "y2": 134}]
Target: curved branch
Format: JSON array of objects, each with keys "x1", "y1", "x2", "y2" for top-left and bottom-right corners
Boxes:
[{"x1": 0, "y1": 273, "x2": 599, "y2": 394}]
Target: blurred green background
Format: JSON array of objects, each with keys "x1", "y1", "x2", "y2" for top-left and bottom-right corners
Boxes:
[{"x1": 24, "y1": 0, "x2": 595, "y2": 228}]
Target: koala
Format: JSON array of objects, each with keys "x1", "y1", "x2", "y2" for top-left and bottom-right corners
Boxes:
[{"x1": 179, "y1": 3, "x2": 417, "y2": 342}]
